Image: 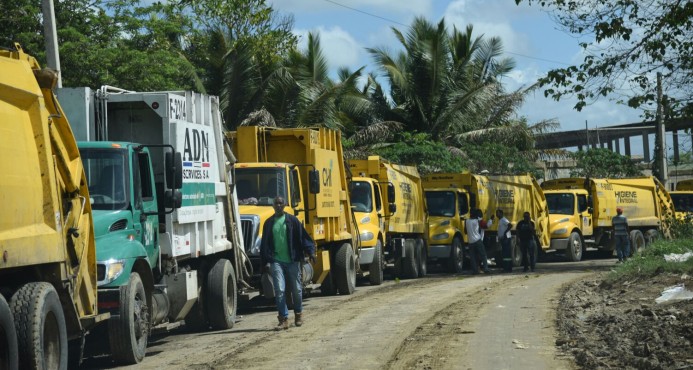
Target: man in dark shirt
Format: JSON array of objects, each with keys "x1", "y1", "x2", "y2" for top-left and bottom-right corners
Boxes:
[{"x1": 516, "y1": 212, "x2": 537, "y2": 272}]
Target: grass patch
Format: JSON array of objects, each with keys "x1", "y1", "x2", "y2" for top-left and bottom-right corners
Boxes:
[{"x1": 604, "y1": 238, "x2": 693, "y2": 284}]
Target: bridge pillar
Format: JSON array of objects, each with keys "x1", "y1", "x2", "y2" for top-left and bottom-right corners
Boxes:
[
  {"x1": 673, "y1": 130, "x2": 679, "y2": 163},
  {"x1": 615, "y1": 138, "x2": 620, "y2": 154},
  {"x1": 643, "y1": 131, "x2": 650, "y2": 162},
  {"x1": 624, "y1": 136, "x2": 631, "y2": 157},
  {"x1": 607, "y1": 140, "x2": 613, "y2": 151}
]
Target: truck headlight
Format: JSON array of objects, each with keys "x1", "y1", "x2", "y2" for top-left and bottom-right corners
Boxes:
[
  {"x1": 439, "y1": 220, "x2": 450, "y2": 226},
  {"x1": 360, "y1": 216, "x2": 371, "y2": 224},
  {"x1": 99, "y1": 259, "x2": 125, "y2": 285},
  {"x1": 360, "y1": 231, "x2": 374, "y2": 241},
  {"x1": 432, "y1": 232, "x2": 450, "y2": 240},
  {"x1": 552, "y1": 228, "x2": 568, "y2": 235}
]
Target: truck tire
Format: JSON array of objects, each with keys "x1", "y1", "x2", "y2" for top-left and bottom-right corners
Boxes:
[
  {"x1": 10, "y1": 282, "x2": 67, "y2": 370},
  {"x1": 447, "y1": 237, "x2": 464, "y2": 273},
  {"x1": 402, "y1": 241, "x2": 419, "y2": 279},
  {"x1": 335, "y1": 243, "x2": 356, "y2": 295},
  {"x1": 629, "y1": 230, "x2": 645, "y2": 256},
  {"x1": 320, "y1": 272, "x2": 338, "y2": 296},
  {"x1": 645, "y1": 229, "x2": 659, "y2": 245},
  {"x1": 369, "y1": 240, "x2": 384, "y2": 285},
  {"x1": 566, "y1": 232, "x2": 583, "y2": 262},
  {"x1": 109, "y1": 273, "x2": 149, "y2": 365},
  {"x1": 417, "y1": 238, "x2": 427, "y2": 277},
  {"x1": 0, "y1": 294, "x2": 18, "y2": 370},
  {"x1": 206, "y1": 259, "x2": 237, "y2": 330}
]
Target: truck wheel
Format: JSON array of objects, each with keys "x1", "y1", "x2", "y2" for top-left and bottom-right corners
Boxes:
[
  {"x1": 0, "y1": 294, "x2": 18, "y2": 370},
  {"x1": 402, "y1": 241, "x2": 419, "y2": 279},
  {"x1": 109, "y1": 273, "x2": 149, "y2": 365},
  {"x1": 369, "y1": 240, "x2": 384, "y2": 285},
  {"x1": 320, "y1": 272, "x2": 338, "y2": 296},
  {"x1": 630, "y1": 230, "x2": 645, "y2": 256},
  {"x1": 645, "y1": 230, "x2": 659, "y2": 245},
  {"x1": 335, "y1": 243, "x2": 356, "y2": 295},
  {"x1": 417, "y1": 239, "x2": 427, "y2": 277},
  {"x1": 10, "y1": 282, "x2": 67, "y2": 370},
  {"x1": 447, "y1": 237, "x2": 464, "y2": 273},
  {"x1": 206, "y1": 259, "x2": 237, "y2": 330},
  {"x1": 566, "y1": 232, "x2": 583, "y2": 262}
]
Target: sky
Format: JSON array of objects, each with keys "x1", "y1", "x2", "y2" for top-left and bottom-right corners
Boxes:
[{"x1": 267, "y1": 0, "x2": 670, "y2": 156}]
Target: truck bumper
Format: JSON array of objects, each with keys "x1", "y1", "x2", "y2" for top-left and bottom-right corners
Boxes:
[
  {"x1": 359, "y1": 246, "x2": 375, "y2": 265},
  {"x1": 428, "y1": 244, "x2": 451, "y2": 259},
  {"x1": 550, "y1": 238, "x2": 569, "y2": 251},
  {"x1": 97, "y1": 288, "x2": 121, "y2": 316}
]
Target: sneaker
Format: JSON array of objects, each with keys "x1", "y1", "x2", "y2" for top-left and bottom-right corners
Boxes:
[
  {"x1": 275, "y1": 315, "x2": 289, "y2": 331},
  {"x1": 295, "y1": 312, "x2": 303, "y2": 327}
]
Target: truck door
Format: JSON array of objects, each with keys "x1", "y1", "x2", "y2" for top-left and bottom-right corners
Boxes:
[
  {"x1": 373, "y1": 182, "x2": 384, "y2": 231},
  {"x1": 133, "y1": 151, "x2": 159, "y2": 264},
  {"x1": 290, "y1": 167, "x2": 305, "y2": 223},
  {"x1": 577, "y1": 194, "x2": 593, "y2": 237}
]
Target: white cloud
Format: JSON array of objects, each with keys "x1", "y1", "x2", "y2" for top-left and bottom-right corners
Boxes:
[
  {"x1": 444, "y1": 0, "x2": 532, "y2": 56},
  {"x1": 294, "y1": 26, "x2": 363, "y2": 70}
]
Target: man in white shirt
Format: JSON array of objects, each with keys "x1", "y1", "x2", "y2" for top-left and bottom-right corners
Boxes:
[
  {"x1": 465, "y1": 209, "x2": 493, "y2": 274},
  {"x1": 496, "y1": 209, "x2": 512, "y2": 272}
]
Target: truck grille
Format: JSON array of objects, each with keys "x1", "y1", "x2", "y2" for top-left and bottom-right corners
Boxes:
[{"x1": 241, "y1": 219, "x2": 256, "y2": 253}]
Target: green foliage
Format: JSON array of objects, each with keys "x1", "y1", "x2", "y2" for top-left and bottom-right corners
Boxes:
[
  {"x1": 604, "y1": 238, "x2": 693, "y2": 284},
  {"x1": 516, "y1": 0, "x2": 693, "y2": 119},
  {"x1": 459, "y1": 142, "x2": 543, "y2": 178},
  {"x1": 664, "y1": 214, "x2": 693, "y2": 240},
  {"x1": 371, "y1": 132, "x2": 465, "y2": 174},
  {"x1": 570, "y1": 148, "x2": 641, "y2": 178}
]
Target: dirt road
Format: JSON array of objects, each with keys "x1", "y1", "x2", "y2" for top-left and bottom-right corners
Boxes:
[{"x1": 82, "y1": 255, "x2": 615, "y2": 370}]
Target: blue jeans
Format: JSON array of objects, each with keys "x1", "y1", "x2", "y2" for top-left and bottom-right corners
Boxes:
[
  {"x1": 520, "y1": 239, "x2": 536, "y2": 271},
  {"x1": 615, "y1": 235, "x2": 631, "y2": 260},
  {"x1": 271, "y1": 261, "x2": 303, "y2": 318}
]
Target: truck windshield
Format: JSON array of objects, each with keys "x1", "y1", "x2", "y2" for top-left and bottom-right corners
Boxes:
[
  {"x1": 80, "y1": 149, "x2": 129, "y2": 210},
  {"x1": 672, "y1": 193, "x2": 693, "y2": 212},
  {"x1": 350, "y1": 181, "x2": 373, "y2": 213},
  {"x1": 235, "y1": 168, "x2": 287, "y2": 206},
  {"x1": 425, "y1": 191, "x2": 456, "y2": 217},
  {"x1": 546, "y1": 193, "x2": 575, "y2": 215}
]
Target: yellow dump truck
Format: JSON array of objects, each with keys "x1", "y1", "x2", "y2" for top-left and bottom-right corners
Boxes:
[
  {"x1": 348, "y1": 156, "x2": 427, "y2": 283},
  {"x1": 422, "y1": 173, "x2": 549, "y2": 271},
  {"x1": 671, "y1": 179, "x2": 693, "y2": 217},
  {"x1": 230, "y1": 126, "x2": 359, "y2": 295},
  {"x1": 0, "y1": 44, "x2": 106, "y2": 369},
  {"x1": 541, "y1": 177, "x2": 673, "y2": 261}
]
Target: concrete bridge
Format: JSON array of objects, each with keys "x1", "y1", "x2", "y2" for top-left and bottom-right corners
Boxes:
[{"x1": 535, "y1": 118, "x2": 693, "y2": 163}]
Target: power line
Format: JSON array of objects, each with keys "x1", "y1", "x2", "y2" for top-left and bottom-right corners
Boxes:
[
  {"x1": 321, "y1": 0, "x2": 410, "y2": 28},
  {"x1": 320, "y1": 0, "x2": 572, "y2": 67}
]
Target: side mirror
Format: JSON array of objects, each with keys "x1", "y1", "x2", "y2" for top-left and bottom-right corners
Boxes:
[
  {"x1": 165, "y1": 189, "x2": 183, "y2": 209},
  {"x1": 389, "y1": 203, "x2": 397, "y2": 214},
  {"x1": 309, "y1": 170, "x2": 320, "y2": 194},
  {"x1": 588, "y1": 207, "x2": 593, "y2": 214},
  {"x1": 387, "y1": 184, "x2": 395, "y2": 203},
  {"x1": 165, "y1": 151, "x2": 183, "y2": 189}
]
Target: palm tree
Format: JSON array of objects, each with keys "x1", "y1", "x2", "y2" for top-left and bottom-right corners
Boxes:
[{"x1": 367, "y1": 18, "x2": 538, "y2": 147}]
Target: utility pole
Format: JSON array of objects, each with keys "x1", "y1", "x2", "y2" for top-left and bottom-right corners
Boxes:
[
  {"x1": 42, "y1": 0, "x2": 62, "y2": 87},
  {"x1": 656, "y1": 72, "x2": 667, "y2": 186}
]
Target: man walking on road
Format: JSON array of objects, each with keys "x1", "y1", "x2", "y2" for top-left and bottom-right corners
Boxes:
[
  {"x1": 496, "y1": 209, "x2": 513, "y2": 272},
  {"x1": 261, "y1": 196, "x2": 316, "y2": 330},
  {"x1": 516, "y1": 212, "x2": 537, "y2": 272},
  {"x1": 612, "y1": 207, "x2": 630, "y2": 263},
  {"x1": 466, "y1": 209, "x2": 492, "y2": 274}
]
